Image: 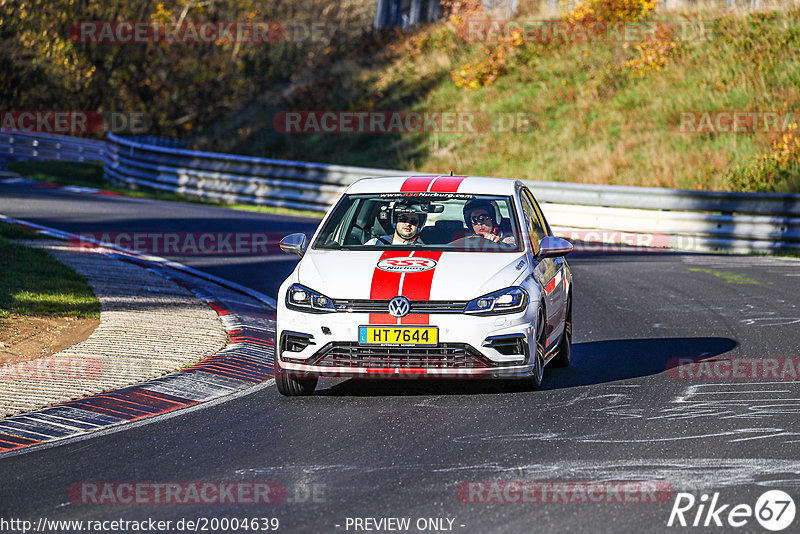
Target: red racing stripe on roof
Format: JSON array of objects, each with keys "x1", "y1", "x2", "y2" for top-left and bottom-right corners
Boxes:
[
  {"x1": 428, "y1": 176, "x2": 466, "y2": 192},
  {"x1": 400, "y1": 175, "x2": 438, "y2": 192}
]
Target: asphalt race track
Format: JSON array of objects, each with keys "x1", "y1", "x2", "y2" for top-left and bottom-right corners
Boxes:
[{"x1": 1, "y1": 182, "x2": 800, "y2": 534}]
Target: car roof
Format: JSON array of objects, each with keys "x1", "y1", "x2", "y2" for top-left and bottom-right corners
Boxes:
[{"x1": 345, "y1": 175, "x2": 521, "y2": 196}]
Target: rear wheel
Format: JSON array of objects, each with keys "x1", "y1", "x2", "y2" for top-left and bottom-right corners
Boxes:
[
  {"x1": 551, "y1": 295, "x2": 572, "y2": 368},
  {"x1": 275, "y1": 357, "x2": 317, "y2": 396}
]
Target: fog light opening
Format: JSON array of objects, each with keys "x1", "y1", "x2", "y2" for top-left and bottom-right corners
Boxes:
[
  {"x1": 280, "y1": 331, "x2": 316, "y2": 354},
  {"x1": 483, "y1": 334, "x2": 527, "y2": 357}
]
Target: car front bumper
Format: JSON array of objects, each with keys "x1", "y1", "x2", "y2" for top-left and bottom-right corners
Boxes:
[{"x1": 276, "y1": 308, "x2": 540, "y2": 380}]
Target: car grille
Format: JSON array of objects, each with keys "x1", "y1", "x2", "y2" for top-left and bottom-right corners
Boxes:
[
  {"x1": 306, "y1": 343, "x2": 491, "y2": 369},
  {"x1": 332, "y1": 299, "x2": 468, "y2": 313}
]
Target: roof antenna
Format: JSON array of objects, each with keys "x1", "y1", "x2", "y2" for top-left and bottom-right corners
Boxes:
[{"x1": 450, "y1": 170, "x2": 454, "y2": 176}]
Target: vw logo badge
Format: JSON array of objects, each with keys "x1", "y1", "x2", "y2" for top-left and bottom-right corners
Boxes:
[{"x1": 388, "y1": 296, "x2": 411, "y2": 318}]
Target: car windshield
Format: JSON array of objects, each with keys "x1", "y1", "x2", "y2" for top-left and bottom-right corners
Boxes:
[{"x1": 313, "y1": 193, "x2": 522, "y2": 252}]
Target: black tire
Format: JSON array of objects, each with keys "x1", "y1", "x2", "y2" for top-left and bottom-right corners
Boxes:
[
  {"x1": 551, "y1": 296, "x2": 572, "y2": 368},
  {"x1": 275, "y1": 362, "x2": 318, "y2": 396},
  {"x1": 517, "y1": 307, "x2": 546, "y2": 391}
]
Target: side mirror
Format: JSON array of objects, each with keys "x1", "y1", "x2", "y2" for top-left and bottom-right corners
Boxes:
[
  {"x1": 279, "y1": 233, "x2": 308, "y2": 257},
  {"x1": 537, "y1": 236, "x2": 573, "y2": 259}
]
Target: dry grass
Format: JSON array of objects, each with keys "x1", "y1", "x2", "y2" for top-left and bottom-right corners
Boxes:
[{"x1": 192, "y1": 2, "x2": 800, "y2": 192}]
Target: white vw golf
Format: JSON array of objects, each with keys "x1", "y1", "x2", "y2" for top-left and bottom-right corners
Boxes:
[{"x1": 275, "y1": 175, "x2": 573, "y2": 395}]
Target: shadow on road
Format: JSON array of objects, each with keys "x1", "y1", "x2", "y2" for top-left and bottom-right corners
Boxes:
[
  {"x1": 542, "y1": 336, "x2": 738, "y2": 389},
  {"x1": 316, "y1": 336, "x2": 738, "y2": 396}
]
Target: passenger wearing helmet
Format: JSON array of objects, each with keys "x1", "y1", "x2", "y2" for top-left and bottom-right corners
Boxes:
[
  {"x1": 366, "y1": 200, "x2": 427, "y2": 245},
  {"x1": 463, "y1": 198, "x2": 516, "y2": 247}
]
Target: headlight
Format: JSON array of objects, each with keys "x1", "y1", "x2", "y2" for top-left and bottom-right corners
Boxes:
[
  {"x1": 286, "y1": 283, "x2": 335, "y2": 313},
  {"x1": 465, "y1": 287, "x2": 528, "y2": 316}
]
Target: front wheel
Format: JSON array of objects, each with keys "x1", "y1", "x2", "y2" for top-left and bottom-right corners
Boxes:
[
  {"x1": 551, "y1": 296, "x2": 571, "y2": 368},
  {"x1": 275, "y1": 360, "x2": 318, "y2": 396},
  {"x1": 518, "y1": 308, "x2": 546, "y2": 390}
]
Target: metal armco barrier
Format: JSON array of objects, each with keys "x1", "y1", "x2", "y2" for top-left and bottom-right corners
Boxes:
[
  {"x1": 0, "y1": 129, "x2": 104, "y2": 164},
  {"x1": 104, "y1": 133, "x2": 398, "y2": 212},
  {"x1": 3, "y1": 130, "x2": 800, "y2": 254}
]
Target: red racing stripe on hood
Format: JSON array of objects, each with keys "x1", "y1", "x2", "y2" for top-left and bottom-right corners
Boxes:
[
  {"x1": 368, "y1": 250, "x2": 443, "y2": 325},
  {"x1": 401, "y1": 175, "x2": 437, "y2": 192},
  {"x1": 399, "y1": 251, "x2": 443, "y2": 324},
  {"x1": 369, "y1": 251, "x2": 408, "y2": 324}
]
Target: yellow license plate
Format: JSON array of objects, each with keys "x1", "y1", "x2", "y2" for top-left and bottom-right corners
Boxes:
[{"x1": 359, "y1": 326, "x2": 438, "y2": 346}]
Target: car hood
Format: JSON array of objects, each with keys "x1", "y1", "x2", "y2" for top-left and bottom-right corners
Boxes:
[{"x1": 296, "y1": 250, "x2": 528, "y2": 301}]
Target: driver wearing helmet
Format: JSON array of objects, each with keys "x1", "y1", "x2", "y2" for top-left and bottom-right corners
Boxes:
[
  {"x1": 366, "y1": 199, "x2": 427, "y2": 245},
  {"x1": 463, "y1": 198, "x2": 516, "y2": 247}
]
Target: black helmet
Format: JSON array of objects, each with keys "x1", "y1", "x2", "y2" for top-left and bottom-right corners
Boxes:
[
  {"x1": 392, "y1": 199, "x2": 428, "y2": 229},
  {"x1": 463, "y1": 198, "x2": 501, "y2": 228}
]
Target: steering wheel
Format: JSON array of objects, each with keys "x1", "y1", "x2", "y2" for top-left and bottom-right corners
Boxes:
[{"x1": 466, "y1": 233, "x2": 513, "y2": 248}]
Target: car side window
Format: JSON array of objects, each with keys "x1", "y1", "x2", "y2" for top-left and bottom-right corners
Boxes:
[
  {"x1": 519, "y1": 193, "x2": 544, "y2": 255},
  {"x1": 522, "y1": 189, "x2": 549, "y2": 241},
  {"x1": 527, "y1": 191, "x2": 552, "y2": 237}
]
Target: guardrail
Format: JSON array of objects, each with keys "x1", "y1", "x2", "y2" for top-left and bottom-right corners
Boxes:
[
  {"x1": 532, "y1": 182, "x2": 800, "y2": 254},
  {"x1": 543, "y1": 204, "x2": 800, "y2": 254},
  {"x1": 104, "y1": 133, "x2": 400, "y2": 211},
  {"x1": 3, "y1": 129, "x2": 800, "y2": 254},
  {"x1": 0, "y1": 129, "x2": 104, "y2": 164}
]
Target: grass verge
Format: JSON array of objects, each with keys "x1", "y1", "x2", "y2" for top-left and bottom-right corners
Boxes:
[
  {"x1": 202, "y1": 4, "x2": 800, "y2": 193},
  {"x1": 0, "y1": 225, "x2": 100, "y2": 319},
  {"x1": 0, "y1": 221, "x2": 45, "y2": 241}
]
